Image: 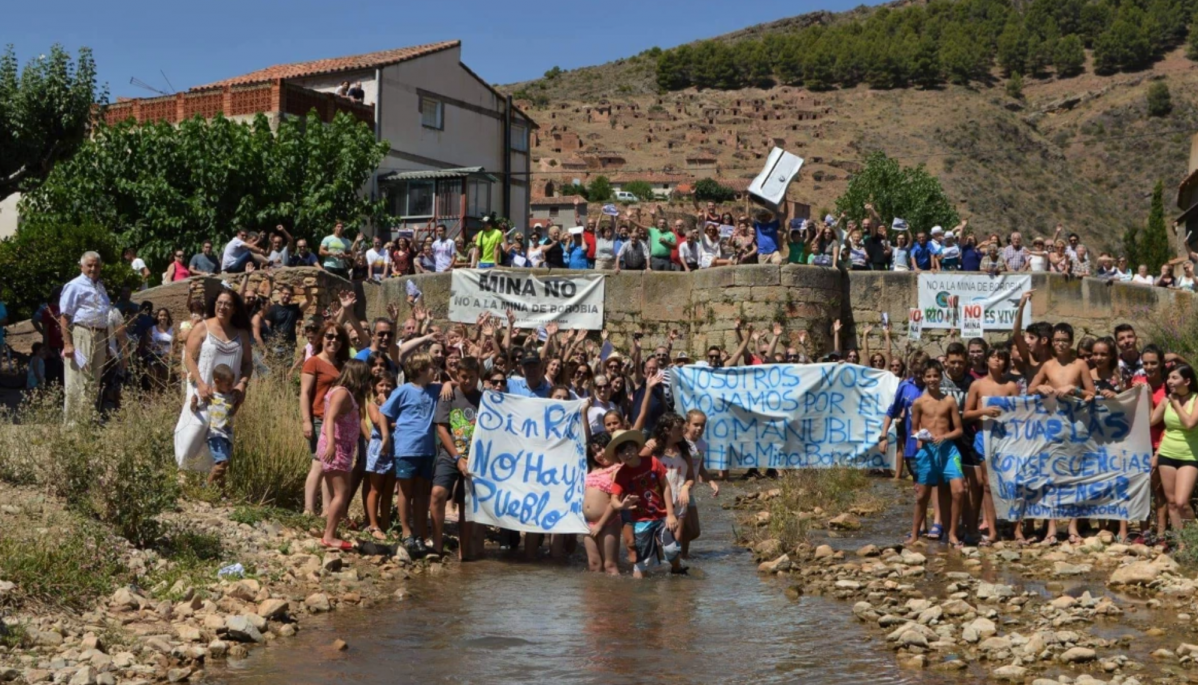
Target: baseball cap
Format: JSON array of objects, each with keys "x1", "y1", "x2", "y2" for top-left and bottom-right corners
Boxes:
[
  {"x1": 675, "y1": 351, "x2": 690, "y2": 361},
  {"x1": 931, "y1": 226, "x2": 944, "y2": 235},
  {"x1": 521, "y1": 351, "x2": 542, "y2": 366}
]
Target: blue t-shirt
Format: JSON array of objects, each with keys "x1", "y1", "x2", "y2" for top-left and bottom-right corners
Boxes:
[
  {"x1": 886, "y1": 379, "x2": 924, "y2": 456},
  {"x1": 506, "y1": 376, "x2": 552, "y2": 398},
  {"x1": 567, "y1": 245, "x2": 590, "y2": 270},
  {"x1": 910, "y1": 242, "x2": 938, "y2": 270},
  {"x1": 0, "y1": 301, "x2": 6, "y2": 347},
  {"x1": 961, "y1": 246, "x2": 983, "y2": 272},
  {"x1": 754, "y1": 220, "x2": 780, "y2": 255},
  {"x1": 381, "y1": 382, "x2": 443, "y2": 458}
]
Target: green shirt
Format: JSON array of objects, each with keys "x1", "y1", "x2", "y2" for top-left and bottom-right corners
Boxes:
[
  {"x1": 475, "y1": 229, "x2": 504, "y2": 266},
  {"x1": 648, "y1": 227, "x2": 676, "y2": 259},
  {"x1": 320, "y1": 235, "x2": 351, "y2": 270},
  {"x1": 787, "y1": 240, "x2": 807, "y2": 265},
  {"x1": 1160, "y1": 396, "x2": 1198, "y2": 462}
]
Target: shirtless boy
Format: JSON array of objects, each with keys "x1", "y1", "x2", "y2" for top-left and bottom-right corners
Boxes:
[
  {"x1": 1028, "y1": 321, "x2": 1096, "y2": 544},
  {"x1": 909, "y1": 361, "x2": 966, "y2": 547},
  {"x1": 963, "y1": 348, "x2": 1020, "y2": 545},
  {"x1": 1012, "y1": 290, "x2": 1052, "y2": 384}
]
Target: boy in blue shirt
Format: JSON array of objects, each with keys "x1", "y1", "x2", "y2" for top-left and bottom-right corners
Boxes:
[{"x1": 381, "y1": 351, "x2": 442, "y2": 558}]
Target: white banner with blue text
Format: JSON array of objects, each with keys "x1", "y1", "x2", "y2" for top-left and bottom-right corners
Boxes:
[
  {"x1": 672, "y1": 364, "x2": 898, "y2": 471},
  {"x1": 450, "y1": 270, "x2": 605, "y2": 330},
  {"x1": 917, "y1": 273, "x2": 1031, "y2": 330},
  {"x1": 465, "y1": 392, "x2": 589, "y2": 534},
  {"x1": 984, "y1": 387, "x2": 1152, "y2": 522}
]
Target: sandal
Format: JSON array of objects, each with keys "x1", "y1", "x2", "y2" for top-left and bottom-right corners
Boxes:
[
  {"x1": 925, "y1": 523, "x2": 944, "y2": 541},
  {"x1": 365, "y1": 526, "x2": 388, "y2": 541},
  {"x1": 321, "y1": 539, "x2": 354, "y2": 551}
]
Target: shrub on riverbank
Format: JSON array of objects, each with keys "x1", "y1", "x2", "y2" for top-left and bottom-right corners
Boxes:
[
  {"x1": 0, "y1": 513, "x2": 129, "y2": 610},
  {"x1": 741, "y1": 468, "x2": 879, "y2": 551},
  {"x1": 225, "y1": 364, "x2": 310, "y2": 507}
]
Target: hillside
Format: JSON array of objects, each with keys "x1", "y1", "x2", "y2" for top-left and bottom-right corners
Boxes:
[{"x1": 503, "y1": 55, "x2": 1198, "y2": 258}]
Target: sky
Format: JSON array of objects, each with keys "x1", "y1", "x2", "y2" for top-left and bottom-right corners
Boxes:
[{"x1": 4, "y1": 0, "x2": 881, "y2": 99}]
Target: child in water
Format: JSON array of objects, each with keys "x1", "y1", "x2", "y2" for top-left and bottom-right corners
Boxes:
[
  {"x1": 583, "y1": 432, "x2": 622, "y2": 575},
  {"x1": 610, "y1": 428, "x2": 684, "y2": 578},
  {"x1": 364, "y1": 372, "x2": 397, "y2": 540}
]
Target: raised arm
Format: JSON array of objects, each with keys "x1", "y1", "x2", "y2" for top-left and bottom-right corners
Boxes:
[
  {"x1": 767, "y1": 322, "x2": 783, "y2": 360},
  {"x1": 1012, "y1": 289, "x2": 1033, "y2": 366},
  {"x1": 832, "y1": 319, "x2": 842, "y2": 353},
  {"x1": 729, "y1": 321, "x2": 753, "y2": 366},
  {"x1": 630, "y1": 371, "x2": 665, "y2": 432}
]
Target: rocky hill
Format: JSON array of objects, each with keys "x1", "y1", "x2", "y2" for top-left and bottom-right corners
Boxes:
[{"x1": 503, "y1": 37, "x2": 1198, "y2": 256}]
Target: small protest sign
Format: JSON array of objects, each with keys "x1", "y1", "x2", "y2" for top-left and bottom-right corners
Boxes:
[
  {"x1": 466, "y1": 392, "x2": 589, "y2": 534},
  {"x1": 960, "y1": 302, "x2": 984, "y2": 339},
  {"x1": 907, "y1": 308, "x2": 923, "y2": 342}
]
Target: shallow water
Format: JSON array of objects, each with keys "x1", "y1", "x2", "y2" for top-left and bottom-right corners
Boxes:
[{"x1": 217, "y1": 485, "x2": 972, "y2": 685}]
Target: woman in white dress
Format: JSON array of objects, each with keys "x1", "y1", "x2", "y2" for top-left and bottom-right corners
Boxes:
[
  {"x1": 147, "y1": 307, "x2": 175, "y2": 389},
  {"x1": 174, "y1": 288, "x2": 253, "y2": 474}
]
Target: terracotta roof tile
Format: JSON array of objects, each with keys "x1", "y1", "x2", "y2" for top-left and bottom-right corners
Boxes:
[
  {"x1": 530, "y1": 195, "x2": 587, "y2": 206},
  {"x1": 192, "y1": 41, "x2": 460, "y2": 90},
  {"x1": 611, "y1": 173, "x2": 689, "y2": 184}
]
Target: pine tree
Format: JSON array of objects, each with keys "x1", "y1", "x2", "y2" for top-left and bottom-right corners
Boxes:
[
  {"x1": 1141, "y1": 180, "x2": 1172, "y2": 272},
  {"x1": 997, "y1": 17, "x2": 1030, "y2": 76},
  {"x1": 908, "y1": 35, "x2": 943, "y2": 88},
  {"x1": 1148, "y1": 81, "x2": 1173, "y2": 116},
  {"x1": 1053, "y1": 35, "x2": 1086, "y2": 77},
  {"x1": 1123, "y1": 223, "x2": 1141, "y2": 269},
  {"x1": 1006, "y1": 72, "x2": 1025, "y2": 99}
]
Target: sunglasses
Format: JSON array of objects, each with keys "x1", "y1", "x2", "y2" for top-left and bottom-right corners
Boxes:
[
  {"x1": 594, "y1": 383, "x2": 610, "y2": 389},
  {"x1": 376, "y1": 331, "x2": 393, "y2": 338},
  {"x1": 489, "y1": 378, "x2": 507, "y2": 385},
  {"x1": 324, "y1": 333, "x2": 340, "y2": 341},
  {"x1": 786, "y1": 355, "x2": 801, "y2": 361}
]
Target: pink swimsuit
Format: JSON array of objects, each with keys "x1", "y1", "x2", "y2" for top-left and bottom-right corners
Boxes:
[
  {"x1": 316, "y1": 387, "x2": 359, "y2": 473},
  {"x1": 586, "y1": 464, "x2": 619, "y2": 494}
]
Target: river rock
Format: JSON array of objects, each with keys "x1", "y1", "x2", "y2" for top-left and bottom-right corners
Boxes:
[
  {"x1": 905, "y1": 599, "x2": 932, "y2": 614},
  {"x1": 1178, "y1": 643, "x2": 1198, "y2": 657},
  {"x1": 829, "y1": 513, "x2": 861, "y2": 530},
  {"x1": 257, "y1": 598, "x2": 289, "y2": 620},
  {"x1": 900, "y1": 551, "x2": 926, "y2": 566},
  {"x1": 332, "y1": 639, "x2": 348, "y2": 651},
  {"x1": 814, "y1": 545, "x2": 835, "y2": 560},
  {"x1": 1050, "y1": 595, "x2": 1078, "y2": 610},
  {"x1": 917, "y1": 606, "x2": 943, "y2": 625},
  {"x1": 753, "y1": 539, "x2": 783, "y2": 559},
  {"x1": 0, "y1": 667, "x2": 18, "y2": 682},
  {"x1": 979, "y1": 636, "x2": 1012, "y2": 653},
  {"x1": 900, "y1": 629, "x2": 929, "y2": 649},
  {"x1": 225, "y1": 580, "x2": 259, "y2": 602},
  {"x1": 966, "y1": 617, "x2": 997, "y2": 641},
  {"x1": 991, "y1": 664, "x2": 1027, "y2": 681},
  {"x1": 834, "y1": 579, "x2": 861, "y2": 590},
  {"x1": 224, "y1": 616, "x2": 264, "y2": 643},
  {"x1": 1109, "y1": 560, "x2": 1162, "y2": 586},
  {"x1": 166, "y1": 667, "x2": 192, "y2": 683},
  {"x1": 278, "y1": 623, "x2": 297, "y2": 637},
  {"x1": 857, "y1": 544, "x2": 880, "y2": 557},
  {"x1": 394, "y1": 546, "x2": 413, "y2": 564},
  {"x1": 976, "y1": 582, "x2": 1014, "y2": 600},
  {"x1": 68, "y1": 667, "x2": 95, "y2": 685},
  {"x1": 898, "y1": 655, "x2": 926, "y2": 670},
  {"x1": 305, "y1": 593, "x2": 331, "y2": 613},
  {"x1": 175, "y1": 624, "x2": 202, "y2": 642},
  {"x1": 1053, "y1": 561, "x2": 1092, "y2": 576},
  {"x1": 1061, "y1": 647, "x2": 1097, "y2": 663},
  {"x1": 34, "y1": 630, "x2": 62, "y2": 647},
  {"x1": 110, "y1": 587, "x2": 140, "y2": 610},
  {"x1": 941, "y1": 599, "x2": 975, "y2": 617},
  {"x1": 758, "y1": 554, "x2": 791, "y2": 574},
  {"x1": 208, "y1": 640, "x2": 228, "y2": 657}
]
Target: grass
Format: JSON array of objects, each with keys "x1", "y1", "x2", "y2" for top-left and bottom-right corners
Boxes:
[
  {"x1": 741, "y1": 467, "x2": 880, "y2": 551},
  {"x1": 0, "y1": 623, "x2": 31, "y2": 649},
  {"x1": 226, "y1": 362, "x2": 312, "y2": 507},
  {"x1": 143, "y1": 526, "x2": 226, "y2": 601},
  {"x1": 0, "y1": 515, "x2": 129, "y2": 611},
  {"x1": 229, "y1": 505, "x2": 316, "y2": 531}
]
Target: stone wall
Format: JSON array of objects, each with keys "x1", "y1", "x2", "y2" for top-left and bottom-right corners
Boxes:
[{"x1": 7, "y1": 266, "x2": 1195, "y2": 360}]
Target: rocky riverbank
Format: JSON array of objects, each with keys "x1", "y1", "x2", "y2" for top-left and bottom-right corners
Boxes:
[
  {"x1": 743, "y1": 479, "x2": 1198, "y2": 684},
  {"x1": 0, "y1": 483, "x2": 437, "y2": 685}
]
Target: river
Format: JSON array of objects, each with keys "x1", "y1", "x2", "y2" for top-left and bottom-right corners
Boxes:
[{"x1": 217, "y1": 484, "x2": 970, "y2": 685}]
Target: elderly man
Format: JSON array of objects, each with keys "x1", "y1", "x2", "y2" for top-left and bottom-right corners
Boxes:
[
  {"x1": 59, "y1": 252, "x2": 114, "y2": 422},
  {"x1": 1001, "y1": 232, "x2": 1030, "y2": 272}
]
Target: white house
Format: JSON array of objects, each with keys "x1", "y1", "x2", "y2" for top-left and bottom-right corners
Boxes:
[{"x1": 106, "y1": 40, "x2": 536, "y2": 239}]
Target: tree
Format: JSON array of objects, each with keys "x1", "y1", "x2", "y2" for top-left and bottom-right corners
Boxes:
[
  {"x1": 834, "y1": 151, "x2": 959, "y2": 236},
  {"x1": 621, "y1": 180, "x2": 657, "y2": 202},
  {"x1": 587, "y1": 176, "x2": 614, "y2": 203},
  {"x1": 1006, "y1": 72, "x2": 1025, "y2": 99},
  {"x1": 543, "y1": 66, "x2": 562, "y2": 80},
  {"x1": 19, "y1": 111, "x2": 390, "y2": 269},
  {"x1": 997, "y1": 17, "x2": 1030, "y2": 76},
  {"x1": 0, "y1": 222, "x2": 138, "y2": 320},
  {"x1": 1053, "y1": 35, "x2": 1086, "y2": 77},
  {"x1": 1140, "y1": 180, "x2": 1172, "y2": 272},
  {"x1": 656, "y1": 46, "x2": 691, "y2": 91},
  {"x1": 693, "y1": 178, "x2": 737, "y2": 203},
  {"x1": 908, "y1": 35, "x2": 943, "y2": 88},
  {"x1": 1148, "y1": 81, "x2": 1173, "y2": 116},
  {"x1": 0, "y1": 45, "x2": 105, "y2": 200},
  {"x1": 940, "y1": 24, "x2": 990, "y2": 85},
  {"x1": 1122, "y1": 223, "x2": 1141, "y2": 270},
  {"x1": 558, "y1": 183, "x2": 589, "y2": 200}
]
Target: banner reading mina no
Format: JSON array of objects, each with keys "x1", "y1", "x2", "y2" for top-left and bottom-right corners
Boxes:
[
  {"x1": 673, "y1": 364, "x2": 898, "y2": 471},
  {"x1": 450, "y1": 270, "x2": 605, "y2": 330}
]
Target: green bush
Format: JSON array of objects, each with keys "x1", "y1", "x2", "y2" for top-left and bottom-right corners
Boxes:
[
  {"x1": 835, "y1": 151, "x2": 959, "y2": 233},
  {"x1": 0, "y1": 222, "x2": 138, "y2": 321},
  {"x1": 622, "y1": 180, "x2": 657, "y2": 201},
  {"x1": 227, "y1": 359, "x2": 312, "y2": 506},
  {"x1": 0, "y1": 514, "x2": 128, "y2": 610},
  {"x1": 1006, "y1": 72, "x2": 1024, "y2": 100},
  {"x1": 1148, "y1": 81, "x2": 1172, "y2": 117},
  {"x1": 693, "y1": 178, "x2": 737, "y2": 203}
]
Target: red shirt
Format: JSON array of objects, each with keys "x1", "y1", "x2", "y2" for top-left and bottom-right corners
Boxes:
[
  {"x1": 41, "y1": 304, "x2": 63, "y2": 350},
  {"x1": 611, "y1": 456, "x2": 670, "y2": 522},
  {"x1": 302, "y1": 356, "x2": 342, "y2": 420},
  {"x1": 669, "y1": 229, "x2": 687, "y2": 265},
  {"x1": 583, "y1": 229, "x2": 597, "y2": 260},
  {"x1": 169, "y1": 261, "x2": 191, "y2": 282},
  {"x1": 1134, "y1": 377, "x2": 1166, "y2": 450}
]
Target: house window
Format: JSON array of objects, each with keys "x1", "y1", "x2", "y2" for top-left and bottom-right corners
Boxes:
[
  {"x1": 467, "y1": 178, "x2": 491, "y2": 217},
  {"x1": 549, "y1": 207, "x2": 559, "y2": 218},
  {"x1": 420, "y1": 96, "x2": 443, "y2": 130},
  {"x1": 402, "y1": 180, "x2": 433, "y2": 216},
  {"x1": 511, "y1": 123, "x2": 528, "y2": 152}
]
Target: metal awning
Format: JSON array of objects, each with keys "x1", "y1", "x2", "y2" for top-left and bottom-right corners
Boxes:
[{"x1": 378, "y1": 166, "x2": 498, "y2": 183}]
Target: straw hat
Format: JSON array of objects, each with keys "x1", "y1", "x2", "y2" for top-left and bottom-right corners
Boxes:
[{"x1": 605, "y1": 429, "x2": 646, "y2": 461}]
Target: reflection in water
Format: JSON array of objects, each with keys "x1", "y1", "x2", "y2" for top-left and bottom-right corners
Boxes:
[{"x1": 219, "y1": 492, "x2": 955, "y2": 685}]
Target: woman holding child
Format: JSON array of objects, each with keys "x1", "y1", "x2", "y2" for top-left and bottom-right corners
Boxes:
[{"x1": 173, "y1": 289, "x2": 254, "y2": 480}]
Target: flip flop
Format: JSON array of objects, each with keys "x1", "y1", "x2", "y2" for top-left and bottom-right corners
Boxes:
[
  {"x1": 925, "y1": 523, "x2": 944, "y2": 541},
  {"x1": 321, "y1": 539, "x2": 354, "y2": 551}
]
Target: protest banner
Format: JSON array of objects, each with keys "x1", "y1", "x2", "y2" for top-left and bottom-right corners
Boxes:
[
  {"x1": 907, "y1": 308, "x2": 923, "y2": 342},
  {"x1": 983, "y1": 387, "x2": 1153, "y2": 522},
  {"x1": 450, "y1": 270, "x2": 605, "y2": 330},
  {"x1": 960, "y1": 302, "x2": 984, "y2": 339},
  {"x1": 673, "y1": 364, "x2": 898, "y2": 471},
  {"x1": 466, "y1": 392, "x2": 589, "y2": 534},
  {"x1": 917, "y1": 273, "x2": 1031, "y2": 330}
]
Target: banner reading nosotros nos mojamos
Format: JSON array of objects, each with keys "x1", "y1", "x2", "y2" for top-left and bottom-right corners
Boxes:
[
  {"x1": 450, "y1": 270, "x2": 605, "y2": 330},
  {"x1": 917, "y1": 274, "x2": 1031, "y2": 330},
  {"x1": 984, "y1": 387, "x2": 1153, "y2": 522},
  {"x1": 672, "y1": 364, "x2": 898, "y2": 471}
]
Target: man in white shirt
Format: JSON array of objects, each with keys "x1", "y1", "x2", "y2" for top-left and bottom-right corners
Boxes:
[
  {"x1": 365, "y1": 235, "x2": 391, "y2": 281},
  {"x1": 266, "y1": 225, "x2": 294, "y2": 268},
  {"x1": 678, "y1": 230, "x2": 702, "y2": 272},
  {"x1": 431, "y1": 224, "x2": 456, "y2": 272},
  {"x1": 125, "y1": 248, "x2": 150, "y2": 291},
  {"x1": 929, "y1": 226, "x2": 944, "y2": 251},
  {"x1": 222, "y1": 230, "x2": 268, "y2": 273},
  {"x1": 58, "y1": 251, "x2": 113, "y2": 422}
]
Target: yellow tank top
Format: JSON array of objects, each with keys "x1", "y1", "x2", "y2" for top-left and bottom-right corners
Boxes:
[{"x1": 1159, "y1": 396, "x2": 1198, "y2": 462}]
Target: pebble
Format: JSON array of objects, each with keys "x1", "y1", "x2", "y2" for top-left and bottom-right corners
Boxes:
[
  {"x1": 1060, "y1": 647, "x2": 1097, "y2": 663},
  {"x1": 332, "y1": 639, "x2": 348, "y2": 651},
  {"x1": 304, "y1": 593, "x2": 331, "y2": 613}
]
